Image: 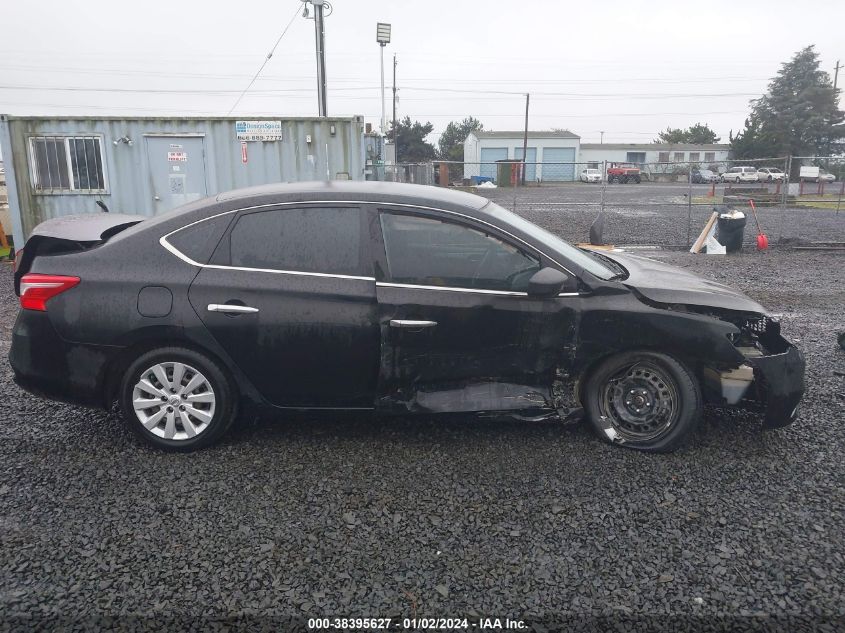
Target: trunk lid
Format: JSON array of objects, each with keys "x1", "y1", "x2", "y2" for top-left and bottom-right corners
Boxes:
[{"x1": 14, "y1": 213, "x2": 145, "y2": 294}]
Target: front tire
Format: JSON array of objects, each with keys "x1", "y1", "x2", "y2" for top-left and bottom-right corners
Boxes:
[
  {"x1": 583, "y1": 351, "x2": 701, "y2": 452},
  {"x1": 119, "y1": 347, "x2": 238, "y2": 451}
]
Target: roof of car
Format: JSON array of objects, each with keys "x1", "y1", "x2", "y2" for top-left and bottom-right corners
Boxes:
[{"x1": 215, "y1": 180, "x2": 490, "y2": 211}]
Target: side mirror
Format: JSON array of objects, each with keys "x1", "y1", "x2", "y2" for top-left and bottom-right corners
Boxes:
[{"x1": 527, "y1": 267, "x2": 578, "y2": 298}]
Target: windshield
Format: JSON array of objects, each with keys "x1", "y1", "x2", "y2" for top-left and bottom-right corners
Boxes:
[{"x1": 483, "y1": 202, "x2": 617, "y2": 280}]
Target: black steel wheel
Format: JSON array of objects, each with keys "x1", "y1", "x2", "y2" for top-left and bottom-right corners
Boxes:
[{"x1": 584, "y1": 351, "x2": 701, "y2": 452}]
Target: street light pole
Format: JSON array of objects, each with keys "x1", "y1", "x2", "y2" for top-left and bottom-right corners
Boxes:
[
  {"x1": 393, "y1": 53, "x2": 397, "y2": 150},
  {"x1": 379, "y1": 43, "x2": 386, "y2": 133},
  {"x1": 376, "y1": 23, "x2": 392, "y2": 137}
]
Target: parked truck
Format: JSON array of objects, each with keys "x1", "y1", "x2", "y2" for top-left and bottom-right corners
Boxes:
[{"x1": 606, "y1": 162, "x2": 641, "y2": 184}]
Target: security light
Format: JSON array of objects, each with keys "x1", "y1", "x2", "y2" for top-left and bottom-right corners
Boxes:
[{"x1": 376, "y1": 22, "x2": 391, "y2": 45}]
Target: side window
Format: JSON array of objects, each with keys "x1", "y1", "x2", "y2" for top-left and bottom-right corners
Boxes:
[
  {"x1": 167, "y1": 213, "x2": 234, "y2": 265},
  {"x1": 379, "y1": 212, "x2": 541, "y2": 292},
  {"x1": 229, "y1": 207, "x2": 366, "y2": 276}
]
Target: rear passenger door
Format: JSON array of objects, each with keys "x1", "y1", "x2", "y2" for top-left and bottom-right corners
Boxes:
[{"x1": 188, "y1": 204, "x2": 379, "y2": 409}]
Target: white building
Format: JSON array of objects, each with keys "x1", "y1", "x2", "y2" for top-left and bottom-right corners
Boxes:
[
  {"x1": 579, "y1": 143, "x2": 731, "y2": 171},
  {"x1": 463, "y1": 130, "x2": 580, "y2": 182},
  {"x1": 463, "y1": 132, "x2": 732, "y2": 183}
]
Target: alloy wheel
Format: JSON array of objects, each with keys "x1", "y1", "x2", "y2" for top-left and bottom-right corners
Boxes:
[
  {"x1": 131, "y1": 362, "x2": 216, "y2": 440},
  {"x1": 598, "y1": 361, "x2": 679, "y2": 442}
]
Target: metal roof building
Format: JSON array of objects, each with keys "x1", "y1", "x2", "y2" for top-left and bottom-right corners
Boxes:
[{"x1": 463, "y1": 130, "x2": 582, "y2": 182}]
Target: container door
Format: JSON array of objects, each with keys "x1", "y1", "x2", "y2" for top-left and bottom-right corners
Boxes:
[
  {"x1": 479, "y1": 147, "x2": 508, "y2": 182},
  {"x1": 145, "y1": 136, "x2": 208, "y2": 214},
  {"x1": 542, "y1": 148, "x2": 576, "y2": 182}
]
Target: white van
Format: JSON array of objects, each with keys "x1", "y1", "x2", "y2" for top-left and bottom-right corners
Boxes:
[{"x1": 721, "y1": 166, "x2": 758, "y2": 183}]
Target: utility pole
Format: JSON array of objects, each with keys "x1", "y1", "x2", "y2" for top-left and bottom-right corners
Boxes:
[
  {"x1": 600, "y1": 131, "x2": 605, "y2": 144},
  {"x1": 521, "y1": 92, "x2": 529, "y2": 186},
  {"x1": 312, "y1": 0, "x2": 328, "y2": 116},
  {"x1": 834, "y1": 60, "x2": 842, "y2": 96},
  {"x1": 392, "y1": 54, "x2": 398, "y2": 156}
]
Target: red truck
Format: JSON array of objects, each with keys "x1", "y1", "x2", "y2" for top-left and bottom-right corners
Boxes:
[{"x1": 606, "y1": 162, "x2": 641, "y2": 184}]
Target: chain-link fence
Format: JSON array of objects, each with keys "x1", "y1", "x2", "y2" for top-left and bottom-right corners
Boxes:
[{"x1": 369, "y1": 156, "x2": 844, "y2": 249}]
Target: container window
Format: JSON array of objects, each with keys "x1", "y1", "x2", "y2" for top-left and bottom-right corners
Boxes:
[{"x1": 29, "y1": 135, "x2": 107, "y2": 193}]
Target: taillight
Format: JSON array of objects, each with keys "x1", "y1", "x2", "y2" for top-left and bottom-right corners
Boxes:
[{"x1": 19, "y1": 274, "x2": 80, "y2": 311}]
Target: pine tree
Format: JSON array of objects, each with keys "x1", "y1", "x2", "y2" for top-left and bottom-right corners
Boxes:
[
  {"x1": 389, "y1": 116, "x2": 437, "y2": 163},
  {"x1": 730, "y1": 46, "x2": 844, "y2": 163},
  {"x1": 437, "y1": 117, "x2": 484, "y2": 161}
]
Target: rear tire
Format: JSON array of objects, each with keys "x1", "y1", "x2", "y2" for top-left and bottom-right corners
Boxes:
[
  {"x1": 583, "y1": 351, "x2": 701, "y2": 452},
  {"x1": 119, "y1": 347, "x2": 238, "y2": 451}
]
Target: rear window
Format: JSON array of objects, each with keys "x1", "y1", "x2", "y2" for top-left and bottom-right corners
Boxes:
[{"x1": 228, "y1": 207, "x2": 367, "y2": 276}]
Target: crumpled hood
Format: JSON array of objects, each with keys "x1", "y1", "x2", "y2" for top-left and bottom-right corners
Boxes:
[{"x1": 601, "y1": 251, "x2": 768, "y2": 315}]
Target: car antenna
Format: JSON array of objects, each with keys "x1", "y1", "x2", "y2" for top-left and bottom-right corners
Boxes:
[{"x1": 96, "y1": 200, "x2": 110, "y2": 213}]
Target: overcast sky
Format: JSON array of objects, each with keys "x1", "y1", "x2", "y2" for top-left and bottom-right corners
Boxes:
[{"x1": 0, "y1": 0, "x2": 842, "y2": 147}]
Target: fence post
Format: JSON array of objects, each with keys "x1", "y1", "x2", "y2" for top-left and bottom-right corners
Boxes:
[
  {"x1": 780, "y1": 155, "x2": 791, "y2": 241},
  {"x1": 836, "y1": 179, "x2": 843, "y2": 216},
  {"x1": 600, "y1": 160, "x2": 606, "y2": 218},
  {"x1": 686, "y1": 162, "x2": 693, "y2": 249}
]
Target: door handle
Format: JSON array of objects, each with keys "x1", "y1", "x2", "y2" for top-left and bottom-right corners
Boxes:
[
  {"x1": 207, "y1": 303, "x2": 259, "y2": 314},
  {"x1": 389, "y1": 319, "x2": 437, "y2": 328}
]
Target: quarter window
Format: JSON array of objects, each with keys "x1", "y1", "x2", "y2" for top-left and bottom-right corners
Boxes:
[
  {"x1": 379, "y1": 212, "x2": 541, "y2": 292},
  {"x1": 229, "y1": 207, "x2": 366, "y2": 276},
  {"x1": 29, "y1": 135, "x2": 107, "y2": 192}
]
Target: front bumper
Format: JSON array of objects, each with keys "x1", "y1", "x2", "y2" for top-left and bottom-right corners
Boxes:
[
  {"x1": 9, "y1": 310, "x2": 116, "y2": 408},
  {"x1": 746, "y1": 344, "x2": 805, "y2": 429}
]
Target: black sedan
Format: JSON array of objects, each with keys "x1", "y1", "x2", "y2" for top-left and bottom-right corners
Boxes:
[
  {"x1": 10, "y1": 182, "x2": 804, "y2": 452},
  {"x1": 691, "y1": 168, "x2": 719, "y2": 184}
]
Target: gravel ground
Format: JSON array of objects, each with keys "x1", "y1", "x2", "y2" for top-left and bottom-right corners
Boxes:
[{"x1": 1, "y1": 210, "x2": 844, "y2": 631}]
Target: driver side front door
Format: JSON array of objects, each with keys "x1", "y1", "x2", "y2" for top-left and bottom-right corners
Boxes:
[{"x1": 373, "y1": 207, "x2": 579, "y2": 414}]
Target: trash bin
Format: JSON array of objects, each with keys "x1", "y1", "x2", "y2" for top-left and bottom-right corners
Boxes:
[
  {"x1": 496, "y1": 160, "x2": 522, "y2": 187},
  {"x1": 716, "y1": 210, "x2": 747, "y2": 253}
]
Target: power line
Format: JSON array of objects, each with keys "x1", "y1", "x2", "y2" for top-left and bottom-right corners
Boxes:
[
  {"x1": 0, "y1": 63, "x2": 771, "y2": 85},
  {"x1": 0, "y1": 83, "x2": 758, "y2": 101},
  {"x1": 227, "y1": 3, "x2": 301, "y2": 115}
]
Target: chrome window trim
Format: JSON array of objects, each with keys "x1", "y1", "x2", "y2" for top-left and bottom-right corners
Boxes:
[
  {"x1": 377, "y1": 281, "x2": 526, "y2": 296},
  {"x1": 377, "y1": 281, "x2": 580, "y2": 298},
  {"x1": 158, "y1": 199, "x2": 578, "y2": 282}
]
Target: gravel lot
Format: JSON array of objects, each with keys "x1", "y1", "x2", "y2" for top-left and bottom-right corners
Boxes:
[{"x1": 1, "y1": 203, "x2": 844, "y2": 631}]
